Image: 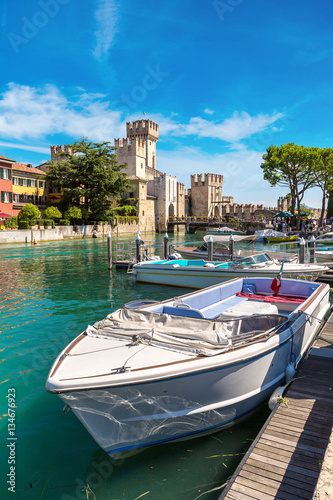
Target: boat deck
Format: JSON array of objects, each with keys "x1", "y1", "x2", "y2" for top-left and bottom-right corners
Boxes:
[{"x1": 219, "y1": 314, "x2": 333, "y2": 500}]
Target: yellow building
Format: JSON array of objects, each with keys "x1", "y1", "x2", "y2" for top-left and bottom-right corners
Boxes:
[{"x1": 12, "y1": 163, "x2": 48, "y2": 216}]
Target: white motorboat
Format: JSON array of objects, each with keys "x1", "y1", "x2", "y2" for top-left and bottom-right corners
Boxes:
[
  {"x1": 133, "y1": 253, "x2": 328, "y2": 289},
  {"x1": 46, "y1": 277, "x2": 330, "y2": 457},
  {"x1": 315, "y1": 248, "x2": 333, "y2": 262},
  {"x1": 255, "y1": 229, "x2": 299, "y2": 243},
  {"x1": 206, "y1": 226, "x2": 246, "y2": 236},
  {"x1": 315, "y1": 232, "x2": 333, "y2": 245}
]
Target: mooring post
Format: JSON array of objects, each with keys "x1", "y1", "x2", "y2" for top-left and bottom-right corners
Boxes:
[
  {"x1": 107, "y1": 232, "x2": 112, "y2": 269},
  {"x1": 136, "y1": 231, "x2": 142, "y2": 263},
  {"x1": 164, "y1": 232, "x2": 169, "y2": 259},
  {"x1": 299, "y1": 237, "x2": 305, "y2": 263},
  {"x1": 309, "y1": 235, "x2": 316, "y2": 263},
  {"x1": 208, "y1": 235, "x2": 213, "y2": 261},
  {"x1": 229, "y1": 234, "x2": 234, "y2": 260}
]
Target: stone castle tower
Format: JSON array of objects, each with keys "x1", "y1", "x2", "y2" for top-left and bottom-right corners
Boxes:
[
  {"x1": 50, "y1": 145, "x2": 74, "y2": 161},
  {"x1": 189, "y1": 173, "x2": 224, "y2": 218},
  {"x1": 114, "y1": 120, "x2": 159, "y2": 178}
]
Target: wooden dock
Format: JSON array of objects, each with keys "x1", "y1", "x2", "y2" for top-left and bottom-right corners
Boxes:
[{"x1": 219, "y1": 315, "x2": 333, "y2": 500}]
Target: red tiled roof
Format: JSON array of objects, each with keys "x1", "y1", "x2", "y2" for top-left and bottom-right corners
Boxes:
[
  {"x1": 0, "y1": 154, "x2": 15, "y2": 162},
  {"x1": 12, "y1": 163, "x2": 46, "y2": 175}
]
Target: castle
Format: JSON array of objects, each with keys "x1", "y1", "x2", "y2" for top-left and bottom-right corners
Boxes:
[
  {"x1": 48, "y1": 120, "x2": 321, "y2": 230},
  {"x1": 114, "y1": 119, "x2": 185, "y2": 233}
]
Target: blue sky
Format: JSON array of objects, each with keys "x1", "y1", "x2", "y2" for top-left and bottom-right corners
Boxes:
[{"x1": 1, "y1": 0, "x2": 333, "y2": 208}]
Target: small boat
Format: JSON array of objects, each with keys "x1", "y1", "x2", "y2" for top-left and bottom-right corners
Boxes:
[
  {"x1": 266, "y1": 234, "x2": 299, "y2": 243},
  {"x1": 46, "y1": 277, "x2": 330, "y2": 457},
  {"x1": 206, "y1": 226, "x2": 246, "y2": 236},
  {"x1": 133, "y1": 253, "x2": 328, "y2": 289},
  {"x1": 255, "y1": 229, "x2": 298, "y2": 242},
  {"x1": 315, "y1": 248, "x2": 333, "y2": 262},
  {"x1": 315, "y1": 232, "x2": 333, "y2": 245}
]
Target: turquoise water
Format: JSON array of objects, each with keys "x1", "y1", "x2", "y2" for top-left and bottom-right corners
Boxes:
[{"x1": 0, "y1": 235, "x2": 270, "y2": 500}]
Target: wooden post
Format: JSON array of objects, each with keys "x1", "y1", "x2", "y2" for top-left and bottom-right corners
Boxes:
[
  {"x1": 163, "y1": 232, "x2": 169, "y2": 259},
  {"x1": 107, "y1": 232, "x2": 112, "y2": 269},
  {"x1": 207, "y1": 235, "x2": 213, "y2": 261},
  {"x1": 299, "y1": 237, "x2": 305, "y2": 263},
  {"x1": 229, "y1": 234, "x2": 234, "y2": 260},
  {"x1": 309, "y1": 235, "x2": 316, "y2": 263}
]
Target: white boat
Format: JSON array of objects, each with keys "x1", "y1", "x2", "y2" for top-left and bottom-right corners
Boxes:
[
  {"x1": 206, "y1": 226, "x2": 246, "y2": 236},
  {"x1": 315, "y1": 248, "x2": 333, "y2": 262},
  {"x1": 46, "y1": 277, "x2": 330, "y2": 457},
  {"x1": 315, "y1": 232, "x2": 333, "y2": 245},
  {"x1": 133, "y1": 253, "x2": 328, "y2": 289},
  {"x1": 255, "y1": 229, "x2": 298, "y2": 242}
]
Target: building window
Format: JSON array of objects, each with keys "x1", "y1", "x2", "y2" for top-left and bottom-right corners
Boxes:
[
  {"x1": 13, "y1": 177, "x2": 19, "y2": 185},
  {"x1": 1, "y1": 191, "x2": 12, "y2": 203},
  {"x1": 22, "y1": 178, "x2": 27, "y2": 186},
  {"x1": 142, "y1": 211, "x2": 145, "y2": 216},
  {"x1": 27, "y1": 179, "x2": 31, "y2": 187},
  {"x1": 0, "y1": 167, "x2": 11, "y2": 180}
]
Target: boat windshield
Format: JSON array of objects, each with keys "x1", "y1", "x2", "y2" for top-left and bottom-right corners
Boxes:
[{"x1": 232, "y1": 253, "x2": 272, "y2": 266}]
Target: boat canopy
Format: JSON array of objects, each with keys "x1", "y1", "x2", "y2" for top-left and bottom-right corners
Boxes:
[{"x1": 87, "y1": 308, "x2": 288, "y2": 357}]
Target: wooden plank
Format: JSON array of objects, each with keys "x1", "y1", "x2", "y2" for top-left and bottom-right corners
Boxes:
[
  {"x1": 254, "y1": 442, "x2": 322, "y2": 471},
  {"x1": 271, "y1": 414, "x2": 332, "y2": 436},
  {"x1": 266, "y1": 421, "x2": 330, "y2": 444},
  {"x1": 244, "y1": 460, "x2": 317, "y2": 489},
  {"x1": 250, "y1": 453, "x2": 319, "y2": 478},
  {"x1": 234, "y1": 475, "x2": 308, "y2": 500},
  {"x1": 238, "y1": 469, "x2": 313, "y2": 499},
  {"x1": 226, "y1": 482, "x2": 274, "y2": 499},
  {"x1": 262, "y1": 431, "x2": 327, "y2": 455},
  {"x1": 259, "y1": 436, "x2": 324, "y2": 460}
]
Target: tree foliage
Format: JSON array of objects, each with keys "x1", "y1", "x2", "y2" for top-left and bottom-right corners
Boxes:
[
  {"x1": 18, "y1": 204, "x2": 41, "y2": 222},
  {"x1": 64, "y1": 207, "x2": 82, "y2": 221},
  {"x1": 261, "y1": 143, "x2": 316, "y2": 227},
  {"x1": 45, "y1": 139, "x2": 129, "y2": 220},
  {"x1": 311, "y1": 147, "x2": 333, "y2": 225},
  {"x1": 44, "y1": 206, "x2": 62, "y2": 219}
]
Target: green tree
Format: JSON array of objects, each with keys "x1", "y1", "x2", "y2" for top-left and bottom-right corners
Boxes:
[
  {"x1": 261, "y1": 143, "x2": 316, "y2": 228},
  {"x1": 45, "y1": 139, "x2": 129, "y2": 220},
  {"x1": 44, "y1": 206, "x2": 62, "y2": 219},
  {"x1": 64, "y1": 207, "x2": 82, "y2": 222},
  {"x1": 18, "y1": 204, "x2": 41, "y2": 223},
  {"x1": 311, "y1": 148, "x2": 333, "y2": 226},
  {"x1": 327, "y1": 191, "x2": 333, "y2": 219}
]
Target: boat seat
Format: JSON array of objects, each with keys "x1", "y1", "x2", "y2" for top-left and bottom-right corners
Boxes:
[
  {"x1": 162, "y1": 306, "x2": 205, "y2": 319},
  {"x1": 200, "y1": 296, "x2": 248, "y2": 319}
]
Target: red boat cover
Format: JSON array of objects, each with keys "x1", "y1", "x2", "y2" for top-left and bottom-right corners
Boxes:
[{"x1": 236, "y1": 292, "x2": 305, "y2": 304}]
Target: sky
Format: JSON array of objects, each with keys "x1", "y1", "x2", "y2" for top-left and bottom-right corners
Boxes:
[{"x1": 1, "y1": 0, "x2": 333, "y2": 208}]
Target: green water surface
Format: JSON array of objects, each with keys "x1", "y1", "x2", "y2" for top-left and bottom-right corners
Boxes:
[{"x1": 0, "y1": 235, "x2": 270, "y2": 500}]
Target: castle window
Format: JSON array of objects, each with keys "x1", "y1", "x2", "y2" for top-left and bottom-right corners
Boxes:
[
  {"x1": 141, "y1": 163, "x2": 143, "y2": 168},
  {"x1": 142, "y1": 211, "x2": 145, "y2": 216}
]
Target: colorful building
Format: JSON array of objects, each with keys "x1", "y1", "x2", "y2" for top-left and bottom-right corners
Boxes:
[
  {"x1": 11, "y1": 163, "x2": 48, "y2": 216},
  {"x1": 0, "y1": 154, "x2": 14, "y2": 217}
]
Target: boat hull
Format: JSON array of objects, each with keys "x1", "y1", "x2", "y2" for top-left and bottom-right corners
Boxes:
[
  {"x1": 59, "y1": 302, "x2": 326, "y2": 456},
  {"x1": 134, "y1": 265, "x2": 325, "y2": 288}
]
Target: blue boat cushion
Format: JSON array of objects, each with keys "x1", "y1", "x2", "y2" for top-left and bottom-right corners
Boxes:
[
  {"x1": 242, "y1": 282, "x2": 256, "y2": 294},
  {"x1": 162, "y1": 306, "x2": 205, "y2": 319}
]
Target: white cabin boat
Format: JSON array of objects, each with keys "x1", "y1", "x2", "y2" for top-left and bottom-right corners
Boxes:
[
  {"x1": 133, "y1": 253, "x2": 328, "y2": 289},
  {"x1": 46, "y1": 277, "x2": 330, "y2": 457}
]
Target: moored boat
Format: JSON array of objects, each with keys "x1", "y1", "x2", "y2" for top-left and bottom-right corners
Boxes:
[
  {"x1": 46, "y1": 277, "x2": 330, "y2": 457},
  {"x1": 133, "y1": 253, "x2": 328, "y2": 289}
]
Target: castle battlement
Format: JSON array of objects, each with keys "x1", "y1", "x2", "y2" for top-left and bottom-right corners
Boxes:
[
  {"x1": 127, "y1": 119, "x2": 159, "y2": 141},
  {"x1": 50, "y1": 144, "x2": 74, "y2": 160},
  {"x1": 191, "y1": 173, "x2": 223, "y2": 187},
  {"x1": 114, "y1": 137, "x2": 146, "y2": 157}
]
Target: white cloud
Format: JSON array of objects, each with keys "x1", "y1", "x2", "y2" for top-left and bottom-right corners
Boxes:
[
  {"x1": 0, "y1": 141, "x2": 49, "y2": 154},
  {"x1": 145, "y1": 110, "x2": 284, "y2": 147},
  {"x1": 204, "y1": 108, "x2": 214, "y2": 115},
  {"x1": 0, "y1": 83, "x2": 124, "y2": 142},
  {"x1": 93, "y1": 0, "x2": 119, "y2": 60}
]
